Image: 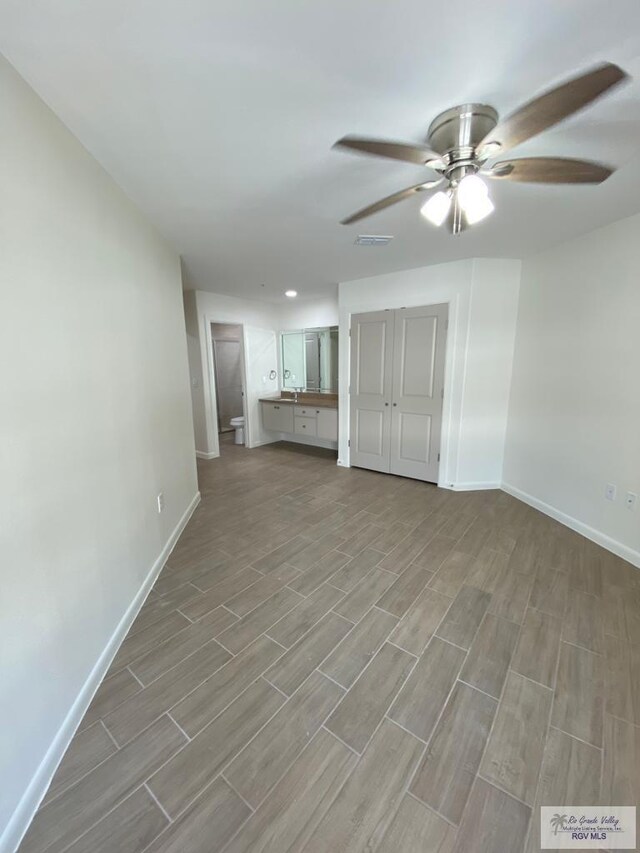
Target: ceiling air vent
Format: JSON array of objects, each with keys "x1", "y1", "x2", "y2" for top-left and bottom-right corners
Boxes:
[{"x1": 354, "y1": 234, "x2": 394, "y2": 246}]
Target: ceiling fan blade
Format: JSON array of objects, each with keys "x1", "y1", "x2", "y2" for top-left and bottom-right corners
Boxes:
[
  {"x1": 341, "y1": 180, "x2": 443, "y2": 225},
  {"x1": 486, "y1": 157, "x2": 613, "y2": 184},
  {"x1": 477, "y1": 62, "x2": 628, "y2": 158},
  {"x1": 334, "y1": 136, "x2": 444, "y2": 169}
]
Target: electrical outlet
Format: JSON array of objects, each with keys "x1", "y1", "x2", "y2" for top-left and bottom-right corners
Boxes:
[
  {"x1": 157, "y1": 492, "x2": 165, "y2": 514},
  {"x1": 625, "y1": 491, "x2": 637, "y2": 510},
  {"x1": 605, "y1": 483, "x2": 617, "y2": 502}
]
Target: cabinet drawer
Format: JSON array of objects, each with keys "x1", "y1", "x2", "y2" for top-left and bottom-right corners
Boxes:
[
  {"x1": 262, "y1": 402, "x2": 294, "y2": 433},
  {"x1": 293, "y1": 405, "x2": 318, "y2": 418},
  {"x1": 317, "y1": 408, "x2": 338, "y2": 441},
  {"x1": 294, "y1": 416, "x2": 317, "y2": 437}
]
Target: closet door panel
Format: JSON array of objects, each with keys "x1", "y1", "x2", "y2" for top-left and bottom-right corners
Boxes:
[
  {"x1": 349, "y1": 311, "x2": 393, "y2": 473},
  {"x1": 390, "y1": 304, "x2": 448, "y2": 482}
]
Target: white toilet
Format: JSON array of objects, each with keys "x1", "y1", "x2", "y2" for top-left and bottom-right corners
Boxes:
[{"x1": 229, "y1": 416, "x2": 245, "y2": 445}]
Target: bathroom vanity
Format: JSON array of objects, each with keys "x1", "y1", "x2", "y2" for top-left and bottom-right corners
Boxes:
[
  {"x1": 260, "y1": 394, "x2": 338, "y2": 442},
  {"x1": 261, "y1": 324, "x2": 339, "y2": 447}
]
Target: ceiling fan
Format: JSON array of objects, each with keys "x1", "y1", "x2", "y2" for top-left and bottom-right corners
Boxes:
[{"x1": 334, "y1": 62, "x2": 628, "y2": 234}]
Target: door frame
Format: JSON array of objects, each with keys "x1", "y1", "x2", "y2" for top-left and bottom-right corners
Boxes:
[
  {"x1": 202, "y1": 316, "x2": 249, "y2": 458},
  {"x1": 342, "y1": 296, "x2": 461, "y2": 488}
]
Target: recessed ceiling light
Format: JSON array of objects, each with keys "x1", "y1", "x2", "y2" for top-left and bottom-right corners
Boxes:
[{"x1": 285, "y1": 290, "x2": 297, "y2": 298}]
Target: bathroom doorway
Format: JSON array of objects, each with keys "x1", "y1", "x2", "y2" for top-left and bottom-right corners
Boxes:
[{"x1": 210, "y1": 322, "x2": 246, "y2": 441}]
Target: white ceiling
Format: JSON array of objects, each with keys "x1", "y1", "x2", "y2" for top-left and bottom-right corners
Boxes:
[{"x1": 2, "y1": 0, "x2": 640, "y2": 301}]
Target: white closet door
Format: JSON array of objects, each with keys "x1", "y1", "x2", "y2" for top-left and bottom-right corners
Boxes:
[
  {"x1": 389, "y1": 304, "x2": 448, "y2": 483},
  {"x1": 349, "y1": 310, "x2": 393, "y2": 473}
]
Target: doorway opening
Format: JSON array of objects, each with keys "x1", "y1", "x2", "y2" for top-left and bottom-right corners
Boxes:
[{"x1": 210, "y1": 322, "x2": 246, "y2": 445}]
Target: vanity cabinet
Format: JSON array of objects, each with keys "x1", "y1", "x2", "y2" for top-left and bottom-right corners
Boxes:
[
  {"x1": 261, "y1": 401, "x2": 294, "y2": 433},
  {"x1": 294, "y1": 416, "x2": 317, "y2": 437},
  {"x1": 317, "y1": 408, "x2": 338, "y2": 441},
  {"x1": 261, "y1": 400, "x2": 338, "y2": 443}
]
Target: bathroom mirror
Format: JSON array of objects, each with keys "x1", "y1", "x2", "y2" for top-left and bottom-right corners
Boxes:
[{"x1": 280, "y1": 326, "x2": 338, "y2": 392}]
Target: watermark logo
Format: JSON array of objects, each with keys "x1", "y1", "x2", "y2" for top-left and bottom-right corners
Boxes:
[{"x1": 541, "y1": 806, "x2": 636, "y2": 849}]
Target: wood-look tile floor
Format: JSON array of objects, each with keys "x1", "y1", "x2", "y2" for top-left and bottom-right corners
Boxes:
[{"x1": 21, "y1": 436, "x2": 640, "y2": 853}]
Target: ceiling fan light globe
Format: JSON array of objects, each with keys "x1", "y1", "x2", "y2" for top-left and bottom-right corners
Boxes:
[
  {"x1": 457, "y1": 174, "x2": 488, "y2": 206},
  {"x1": 463, "y1": 194, "x2": 495, "y2": 224},
  {"x1": 420, "y1": 191, "x2": 451, "y2": 227}
]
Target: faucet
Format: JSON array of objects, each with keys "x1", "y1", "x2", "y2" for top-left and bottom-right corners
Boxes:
[{"x1": 293, "y1": 386, "x2": 303, "y2": 403}]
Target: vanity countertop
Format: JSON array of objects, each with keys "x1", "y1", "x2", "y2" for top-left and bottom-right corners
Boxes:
[{"x1": 259, "y1": 394, "x2": 338, "y2": 409}]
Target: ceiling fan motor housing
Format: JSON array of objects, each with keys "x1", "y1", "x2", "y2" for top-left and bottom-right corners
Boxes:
[{"x1": 427, "y1": 103, "x2": 498, "y2": 177}]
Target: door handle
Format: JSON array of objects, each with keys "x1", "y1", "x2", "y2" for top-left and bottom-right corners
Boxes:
[
  {"x1": 392, "y1": 403, "x2": 397, "y2": 407},
  {"x1": 385, "y1": 402, "x2": 389, "y2": 406}
]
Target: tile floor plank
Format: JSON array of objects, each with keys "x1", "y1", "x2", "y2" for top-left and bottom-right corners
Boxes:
[
  {"x1": 601, "y1": 713, "x2": 640, "y2": 808},
  {"x1": 225, "y1": 670, "x2": 343, "y2": 806},
  {"x1": 428, "y1": 551, "x2": 473, "y2": 598},
  {"x1": 375, "y1": 562, "x2": 433, "y2": 618},
  {"x1": 224, "y1": 565, "x2": 301, "y2": 617},
  {"x1": 170, "y1": 635, "x2": 283, "y2": 737},
  {"x1": 41, "y1": 722, "x2": 116, "y2": 806},
  {"x1": 410, "y1": 682, "x2": 497, "y2": 824},
  {"x1": 436, "y1": 585, "x2": 491, "y2": 650},
  {"x1": 551, "y1": 641, "x2": 604, "y2": 748},
  {"x1": 148, "y1": 678, "x2": 284, "y2": 817},
  {"x1": 525, "y1": 726, "x2": 601, "y2": 853},
  {"x1": 180, "y1": 567, "x2": 263, "y2": 621},
  {"x1": 223, "y1": 728, "x2": 357, "y2": 853},
  {"x1": 287, "y1": 550, "x2": 351, "y2": 596},
  {"x1": 103, "y1": 639, "x2": 232, "y2": 744},
  {"x1": 143, "y1": 777, "x2": 250, "y2": 853},
  {"x1": 328, "y1": 548, "x2": 385, "y2": 593},
  {"x1": 302, "y1": 719, "x2": 425, "y2": 853},
  {"x1": 563, "y1": 589, "x2": 603, "y2": 654},
  {"x1": 108, "y1": 611, "x2": 190, "y2": 675},
  {"x1": 81, "y1": 668, "x2": 142, "y2": 729},
  {"x1": 216, "y1": 586, "x2": 304, "y2": 654},
  {"x1": 266, "y1": 582, "x2": 344, "y2": 648},
  {"x1": 320, "y1": 606, "x2": 399, "y2": 689},
  {"x1": 62, "y1": 786, "x2": 167, "y2": 853},
  {"x1": 451, "y1": 778, "x2": 531, "y2": 853},
  {"x1": 480, "y1": 671, "x2": 552, "y2": 805},
  {"x1": 376, "y1": 795, "x2": 456, "y2": 852},
  {"x1": 388, "y1": 587, "x2": 453, "y2": 657},
  {"x1": 459, "y1": 613, "x2": 519, "y2": 699},
  {"x1": 325, "y1": 642, "x2": 415, "y2": 752},
  {"x1": 378, "y1": 530, "x2": 437, "y2": 574},
  {"x1": 251, "y1": 535, "x2": 314, "y2": 574},
  {"x1": 264, "y1": 612, "x2": 353, "y2": 696},
  {"x1": 388, "y1": 636, "x2": 465, "y2": 742},
  {"x1": 129, "y1": 605, "x2": 238, "y2": 685},
  {"x1": 19, "y1": 716, "x2": 185, "y2": 853},
  {"x1": 511, "y1": 608, "x2": 561, "y2": 689},
  {"x1": 331, "y1": 567, "x2": 397, "y2": 623}
]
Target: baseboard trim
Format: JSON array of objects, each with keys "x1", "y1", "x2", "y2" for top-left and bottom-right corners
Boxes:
[
  {"x1": 446, "y1": 481, "x2": 502, "y2": 492},
  {"x1": 1, "y1": 491, "x2": 201, "y2": 853},
  {"x1": 247, "y1": 438, "x2": 279, "y2": 449},
  {"x1": 502, "y1": 482, "x2": 640, "y2": 569},
  {"x1": 195, "y1": 450, "x2": 218, "y2": 460}
]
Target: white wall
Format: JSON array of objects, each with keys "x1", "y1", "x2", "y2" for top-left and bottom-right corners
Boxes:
[
  {"x1": 338, "y1": 259, "x2": 521, "y2": 488},
  {"x1": 278, "y1": 294, "x2": 339, "y2": 330},
  {"x1": 503, "y1": 214, "x2": 640, "y2": 566},
  {"x1": 0, "y1": 56, "x2": 198, "y2": 850}
]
